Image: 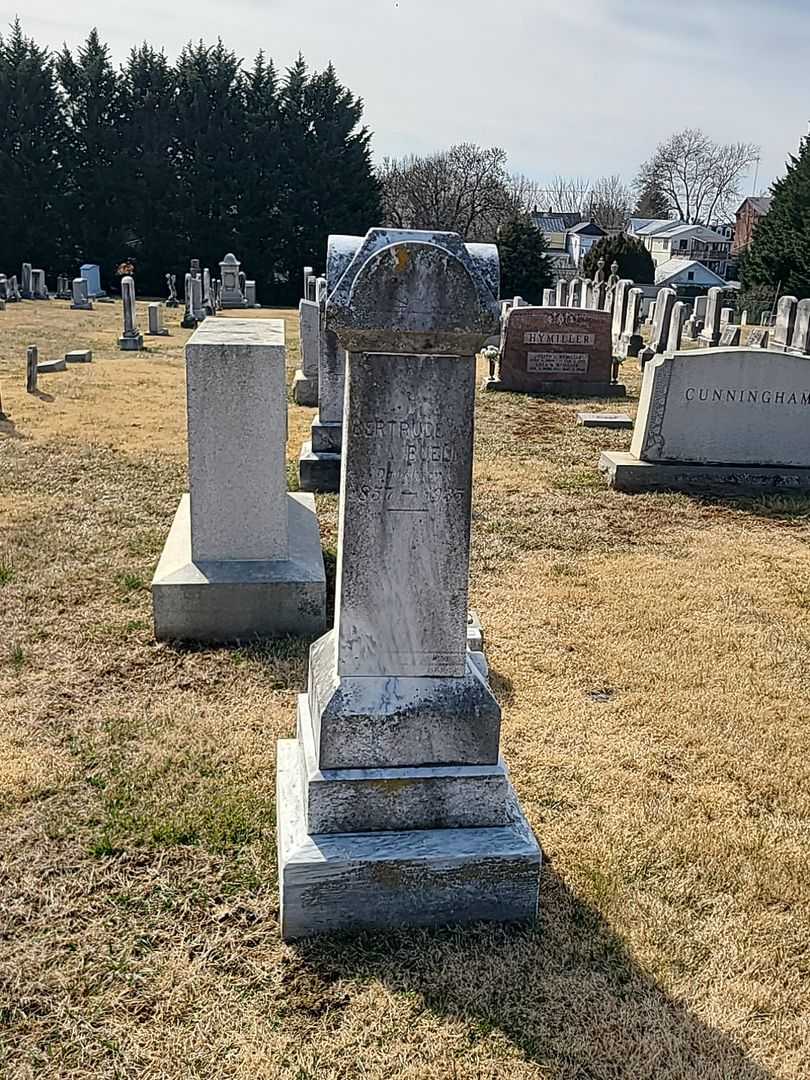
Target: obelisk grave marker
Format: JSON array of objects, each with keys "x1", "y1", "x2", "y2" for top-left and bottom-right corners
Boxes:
[{"x1": 276, "y1": 228, "x2": 541, "y2": 940}]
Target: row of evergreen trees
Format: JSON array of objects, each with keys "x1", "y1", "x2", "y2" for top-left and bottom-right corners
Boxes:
[{"x1": 0, "y1": 21, "x2": 381, "y2": 301}]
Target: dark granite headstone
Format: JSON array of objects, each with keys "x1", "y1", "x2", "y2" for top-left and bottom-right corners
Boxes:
[{"x1": 496, "y1": 306, "x2": 622, "y2": 396}]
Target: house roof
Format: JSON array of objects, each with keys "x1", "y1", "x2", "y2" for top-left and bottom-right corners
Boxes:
[
  {"x1": 630, "y1": 217, "x2": 673, "y2": 235},
  {"x1": 654, "y1": 258, "x2": 728, "y2": 287},
  {"x1": 737, "y1": 196, "x2": 772, "y2": 216},
  {"x1": 531, "y1": 211, "x2": 582, "y2": 233},
  {"x1": 568, "y1": 221, "x2": 605, "y2": 236}
]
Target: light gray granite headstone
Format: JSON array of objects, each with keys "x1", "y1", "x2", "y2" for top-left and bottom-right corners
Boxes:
[
  {"x1": 293, "y1": 299, "x2": 320, "y2": 406},
  {"x1": 118, "y1": 276, "x2": 144, "y2": 351},
  {"x1": 666, "y1": 301, "x2": 687, "y2": 354},
  {"x1": 698, "y1": 287, "x2": 724, "y2": 347},
  {"x1": 542, "y1": 288, "x2": 555, "y2": 306},
  {"x1": 70, "y1": 278, "x2": 93, "y2": 311},
  {"x1": 773, "y1": 296, "x2": 799, "y2": 351},
  {"x1": 219, "y1": 253, "x2": 246, "y2": 309},
  {"x1": 610, "y1": 279, "x2": 633, "y2": 348},
  {"x1": 147, "y1": 302, "x2": 169, "y2": 336},
  {"x1": 556, "y1": 279, "x2": 569, "y2": 306},
  {"x1": 788, "y1": 299, "x2": 810, "y2": 356}
]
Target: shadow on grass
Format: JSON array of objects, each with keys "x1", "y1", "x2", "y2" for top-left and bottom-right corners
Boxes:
[
  {"x1": 33, "y1": 389, "x2": 54, "y2": 402},
  {"x1": 692, "y1": 490, "x2": 810, "y2": 520},
  {"x1": 0, "y1": 416, "x2": 26, "y2": 439},
  {"x1": 289, "y1": 866, "x2": 773, "y2": 1079}
]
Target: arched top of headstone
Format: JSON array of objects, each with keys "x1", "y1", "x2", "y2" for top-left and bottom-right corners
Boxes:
[
  {"x1": 326, "y1": 228, "x2": 500, "y2": 354},
  {"x1": 221, "y1": 253, "x2": 239, "y2": 265}
]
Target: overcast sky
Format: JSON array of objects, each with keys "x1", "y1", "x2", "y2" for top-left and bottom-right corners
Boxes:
[{"x1": 7, "y1": 0, "x2": 809, "y2": 197}]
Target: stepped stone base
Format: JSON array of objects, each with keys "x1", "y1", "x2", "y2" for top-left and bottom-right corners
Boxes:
[
  {"x1": 152, "y1": 492, "x2": 326, "y2": 642},
  {"x1": 119, "y1": 333, "x2": 144, "y2": 351},
  {"x1": 600, "y1": 451, "x2": 810, "y2": 494},
  {"x1": 277, "y1": 736, "x2": 541, "y2": 941},
  {"x1": 292, "y1": 370, "x2": 318, "y2": 407},
  {"x1": 298, "y1": 440, "x2": 341, "y2": 492}
]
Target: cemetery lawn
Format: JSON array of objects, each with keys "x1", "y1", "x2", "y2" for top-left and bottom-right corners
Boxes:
[{"x1": 2, "y1": 299, "x2": 809, "y2": 1080}]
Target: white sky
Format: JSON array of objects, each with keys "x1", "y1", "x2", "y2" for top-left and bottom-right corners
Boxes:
[{"x1": 6, "y1": 0, "x2": 809, "y2": 196}]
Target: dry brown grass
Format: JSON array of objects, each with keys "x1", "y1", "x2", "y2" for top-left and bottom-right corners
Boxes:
[{"x1": 1, "y1": 299, "x2": 809, "y2": 1079}]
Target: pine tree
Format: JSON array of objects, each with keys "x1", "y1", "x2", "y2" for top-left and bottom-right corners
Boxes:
[
  {"x1": 119, "y1": 44, "x2": 180, "y2": 294},
  {"x1": 583, "y1": 233, "x2": 656, "y2": 284},
  {"x1": 174, "y1": 40, "x2": 245, "y2": 271},
  {"x1": 57, "y1": 30, "x2": 125, "y2": 284},
  {"x1": 633, "y1": 178, "x2": 670, "y2": 220},
  {"x1": 0, "y1": 19, "x2": 68, "y2": 273},
  {"x1": 497, "y1": 220, "x2": 553, "y2": 301},
  {"x1": 742, "y1": 135, "x2": 810, "y2": 299},
  {"x1": 238, "y1": 51, "x2": 284, "y2": 298}
]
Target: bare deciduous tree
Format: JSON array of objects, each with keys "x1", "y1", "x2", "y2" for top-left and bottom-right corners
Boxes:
[
  {"x1": 379, "y1": 144, "x2": 519, "y2": 241},
  {"x1": 635, "y1": 128, "x2": 759, "y2": 224},
  {"x1": 530, "y1": 174, "x2": 631, "y2": 232}
]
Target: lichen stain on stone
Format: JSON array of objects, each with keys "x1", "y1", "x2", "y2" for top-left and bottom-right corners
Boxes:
[{"x1": 392, "y1": 246, "x2": 411, "y2": 273}]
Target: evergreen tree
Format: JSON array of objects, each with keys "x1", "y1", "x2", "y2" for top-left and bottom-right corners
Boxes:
[
  {"x1": 57, "y1": 30, "x2": 126, "y2": 283},
  {"x1": 583, "y1": 233, "x2": 656, "y2": 283},
  {"x1": 119, "y1": 44, "x2": 180, "y2": 294},
  {"x1": 239, "y1": 51, "x2": 284, "y2": 297},
  {"x1": 742, "y1": 135, "x2": 810, "y2": 299},
  {"x1": 0, "y1": 19, "x2": 67, "y2": 272},
  {"x1": 174, "y1": 40, "x2": 244, "y2": 270},
  {"x1": 497, "y1": 219, "x2": 553, "y2": 301},
  {"x1": 633, "y1": 178, "x2": 670, "y2": 219}
]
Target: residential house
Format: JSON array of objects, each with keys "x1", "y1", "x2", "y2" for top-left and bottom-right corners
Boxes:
[
  {"x1": 629, "y1": 218, "x2": 732, "y2": 279},
  {"x1": 654, "y1": 259, "x2": 728, "y2": 289},
  {"x1": 732, "y1": 197, "x2": 772, "y2": 255},
  {"x1": 530, "y1": 210, "x2": 606, "y2": 279},
  {"x1": 566, "y1": 221, "x2": 606, "y2": 269}
]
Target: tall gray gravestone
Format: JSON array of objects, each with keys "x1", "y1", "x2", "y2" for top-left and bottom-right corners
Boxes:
[
  {"x1": 640, "y1": 287, "x2": 676, "y2": 368},
  {"x1": 616, "y1": 286, "x2": 643, "y2": 359},
  {"x1": 147, "y1": 302, "x2": 169, "y2": 337},
  {"x1": 70, "y1": 278, "x2": 93, "y2": 311},
  {"x1": 698, "y1": 287, "x2": 724, "y2": 347},
  {"x1": 666, "y1": 300, "x2": 687, "y2": 353},
  {"x1": 21, "y1": 263, "x2": 33, "y2": 299},
  {"x1": 773, "y1": 296, "x2": 799, "y2": 351},
  {"x1": 277, "y1": 228, "x2": 540, "y2": 940},
  {"x1": 26, "y1": 346, "x2": 38, "y2": 393},
  {"x1": 292, "y1": 299, "x2": 320, "y2": 406},
  {"x1": 542, "y1": 288, "x2": 555, "y2": 306},
  {"x1": 219, "y1": 253, "x2": 247, "y2": 309},
  {"x1": 152, "y1": 318, "x2": 326, "y2": 642},
  {"x1": 788, "y1": 299, "x2": 810, "y2": 356},
  {"x1": 610, "y1": 279, "x2": 633, "y2": 349},
  {"x1": 555, "y1": 280, "x2": 569, "y2": 306},
  {"x1": 298, "y1": 245, "x2": 352, "y2": 492},
  {"x1": 118, "y1": 276, "x2": 144, "y2": 351}
]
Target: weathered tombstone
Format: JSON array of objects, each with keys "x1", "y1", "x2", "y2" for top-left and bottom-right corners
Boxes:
[
  {"x1": 645, "y1": 300, "x2": 657, "y2": 328},
  {"x1": 747, "y1": 327, "x2": 769, "y2": 349},
  {"x1": 666, "y1": 301, "x2": 687, "y2": 353},
  {"x1": 276, "y1": 227, "x2": 540, "y2": 940},
  {"x1": 65, "y1": 350, "x2": 92, "y2": 364},
  {"x1": 37, "y1": 357, "x2": 66, "y2": 373},
  {"x1": 741, "y1": 310, "x2": 748, "y2": 326},
  {"x1": 219, "y1": 253, "x2": 247, "y2": 308},
  {"x1": 303, "y1": 265, "x2": 314, "y2": 300},
  {"x1": 245, "y1": 280, "x2": 258, "y2": 307},
  {"x1": 26, "y1": 346, "x2": 38, "y2": 393},
  {"x1": 610, "y1": 279, "x2": 633, "y2": 349},
  {"x1": 152, "y1": 318, "x2": 327, "y2": 642},
  {"x1": 181, "y1": 273, "x2": 197, "y2": 329},
  {"x1": 21, "y1": 263, "x2": 33, "y2": 299},
  {"x1": 512, "y1": 295, "x2": 527, "y2": 308},
  {"x1": 491, "y1": 305, "x2": 623, "y2": 397},
  {"x1": 80, "y1": 263, "x2": 106, "y2": 297},
  {"x1": 694, "y1": 295, "x2": 709, "y2": 322},
  {"x1": 70, "y1": 278, "x2": 93, "y2": 311},
  {"x1": 190, "y1": 258, "x2": 201, "y2": 278},
  {"x1": 720, "y1": 306, "x2": 734, "y2": 327},
  {"x1": 190, "y1": 276, "x2": 206, "y2": 323},
  {"x1": 8, "y1": 275, "x2": 21, "y2": 302},
  {"x1": 698, "y1": 287, "x2": 724, "y2": 347},
  {"x1": 787, "y1": 299, "x2": 810, "y2": 356},
  {"x1": 640, "y1": 288, "x2": 677, "y2": 368},
  {"x1": 594, "y1": 257, "x2": 606, "y2": 285},
  {"x1": 594, "y1": 281, "x2": 607, "y2": 310},
  {"x1": 166, "y1": 273, "x2": 179, "y2": 308},
  {"x1": 616, "y1": 286, "x2": 643, "y2": 359},
  {"x1": 555, "y1": 280, "x2": 569, "y2": 306},
  {"x1": 773, "y1": 296, "x2": 799, "y2": 351},
  {"x1": 56, "y1": 274, "x2": 71, "y2": 299},
  {"x1": 118, "y1": 276, "x2": 144, "y2": 351},
  {"x1": 601, "y1": 349, "x2": 810, "y2": 493},
  {"x1": 542, "y1": 288, "x2": 555, "y2": 306},
  {"x1": 202, "y1": 268, "x2": 213, "y2": 314},
  {"x1": 568, "y1": 278, "x2": 582, "y2": 308},
  {"x1": 292, "y1": 299, "x2": 320, "y2": 406},
  {"x1": 31, "y1": 270, "x2": 49, "y2": 300},
  {"x1": 0, "y1": 275, "x2": 7, "y2": 301},
  {"x1": 147, "y1": 302, "x2": 169, "y2": 337},
  {"x1": 719, "y1": 324, "x2": 741, "y2": 347},
  {"x1": 683, "y1": 315, "x2": 701, "y2": 341},
  {"x1": 605, "y1": 262, "x2": 620, "y2": 311},
  {"x1": 582, "y1": 280, "x2": 594, "y2": 309},
  {"x1": 298, "y1": 313, "x2": 347, "y2": 491}
]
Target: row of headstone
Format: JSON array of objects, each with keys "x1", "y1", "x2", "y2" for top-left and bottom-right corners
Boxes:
[
  {"x1": 298, "y1": 263, "x2": 345, "y2": 491},
  {"x1": 771, "y1": 295, "x2": 810, "y2": 356}
]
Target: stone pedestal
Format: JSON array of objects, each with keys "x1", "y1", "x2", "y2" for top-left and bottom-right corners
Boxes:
[
  {"x1": 147, "y1": 303, "x2": 169, "y2": 336},
  {"x1": 292, "y1": 299, "x2": 320, "y2": 406},
  {"x1": 152, "y1": 318, "x2": 326, "y2": 642},
  {"x1": 278, "y1": 229, "x2": 540, "y2": 941},
  {"x1": 298, "y1": 326, "x2": 346, "y2": 492}
]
